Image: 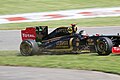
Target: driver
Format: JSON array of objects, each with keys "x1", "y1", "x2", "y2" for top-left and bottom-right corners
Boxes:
[{"x1": 67, "y1": 24, "x2": 77, "y2": 34}]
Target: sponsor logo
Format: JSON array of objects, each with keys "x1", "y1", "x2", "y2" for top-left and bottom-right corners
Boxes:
[{"x1": 22, "y1": 33, "x2": 35, "y2": 38}]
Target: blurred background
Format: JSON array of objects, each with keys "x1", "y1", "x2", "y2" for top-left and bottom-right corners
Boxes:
[{"x1": 0, "y1": 0, "x2": 120, "y2": 29}]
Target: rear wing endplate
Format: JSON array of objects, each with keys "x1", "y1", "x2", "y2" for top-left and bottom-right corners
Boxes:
[{"x1": 21, "y1": 27, "x2": 36, "y2": 41}]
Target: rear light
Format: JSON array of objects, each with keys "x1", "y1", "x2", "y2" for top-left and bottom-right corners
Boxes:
[{"x1": 112, "y1": 47, "x2": 120, "y2": 54}]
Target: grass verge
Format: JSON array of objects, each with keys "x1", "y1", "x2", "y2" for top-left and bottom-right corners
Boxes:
[
  {"x1": 0, "y1": 0, "x2": 120, "y2": 29},
  {"x1": 0, "y1": 51, "x2": 120, "y2": 75},
  {"x1": 0, "y1": 0, "x2": 120, "y2": 15}
]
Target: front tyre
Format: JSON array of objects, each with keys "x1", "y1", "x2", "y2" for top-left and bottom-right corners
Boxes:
[
  {"x1": 96, "y1": 37, "x2": 113, "y2": 56},
  {"x1": 20, "y1": 39, "x2": 39, "y2": 56}
]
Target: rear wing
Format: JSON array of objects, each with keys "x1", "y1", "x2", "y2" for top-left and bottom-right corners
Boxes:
[
  {"x1": 21, "y1": 26, "x2": 48, "y2": 41},
  {"x1": 21, "y1": 27, "x2": 36, "y2": 41}
]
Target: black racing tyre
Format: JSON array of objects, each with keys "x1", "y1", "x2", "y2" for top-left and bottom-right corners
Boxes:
[
  {"x1": 96, "y1": 37, "x2": 113, "y2": 56},
  {"x1": 20, "y1": 39, "x2": 39, "y2": 56}
]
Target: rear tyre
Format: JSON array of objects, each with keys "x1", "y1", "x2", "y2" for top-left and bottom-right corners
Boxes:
[
  {"x1": 96, "y1": 37, "x2": 113, "y2": 56},
  {"x1": 20, "y1": 39, "x2": 39, "y2": 56}
]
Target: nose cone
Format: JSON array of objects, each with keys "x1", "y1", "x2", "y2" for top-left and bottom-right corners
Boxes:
[{"x1": 112, "y1": 47, "x2": 120, "y2": 54}]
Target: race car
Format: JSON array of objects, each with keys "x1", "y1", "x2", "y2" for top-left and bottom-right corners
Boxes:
[{"x1": 20, "y1": 24, "x2": 120, "y2": 56}]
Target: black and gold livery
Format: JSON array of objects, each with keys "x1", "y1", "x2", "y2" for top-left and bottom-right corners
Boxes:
[{"x1": 20, "y1": 24, "x2": 120, "y2": 56}]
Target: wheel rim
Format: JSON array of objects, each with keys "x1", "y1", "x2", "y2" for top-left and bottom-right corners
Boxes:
[
  {"x1": 20, "y1": 41, "x2": 32, "y2": 55},
  {"x1": 97, "y1": 40, "x2": 107, "y2": 54}
]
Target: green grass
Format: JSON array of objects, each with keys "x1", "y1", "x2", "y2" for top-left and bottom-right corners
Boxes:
[
  {"x1": 0, "y1": 51, "x2": 120, "y2": 75},
  {"x1": 0, "y1": 0, "x2": 120, "y2": 29},
  {"x1": 0, "y1": 0, "x2": 120, "y2": 15},
  {"x1": 0, "y1": 17, "x2": 120, "y2": 30}
]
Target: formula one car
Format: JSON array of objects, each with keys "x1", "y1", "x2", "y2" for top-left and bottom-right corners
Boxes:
[{"x1": 20, "y1": 24, "x2": 120, "y2": 56}]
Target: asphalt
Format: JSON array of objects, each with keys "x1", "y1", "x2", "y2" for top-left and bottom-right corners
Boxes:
[
  {"x1": 0, "y1": 66, "x2": 120, "y2": 80},
  {"x1": 0, "y1": 30, "x2": 21, "y2": 50}
]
